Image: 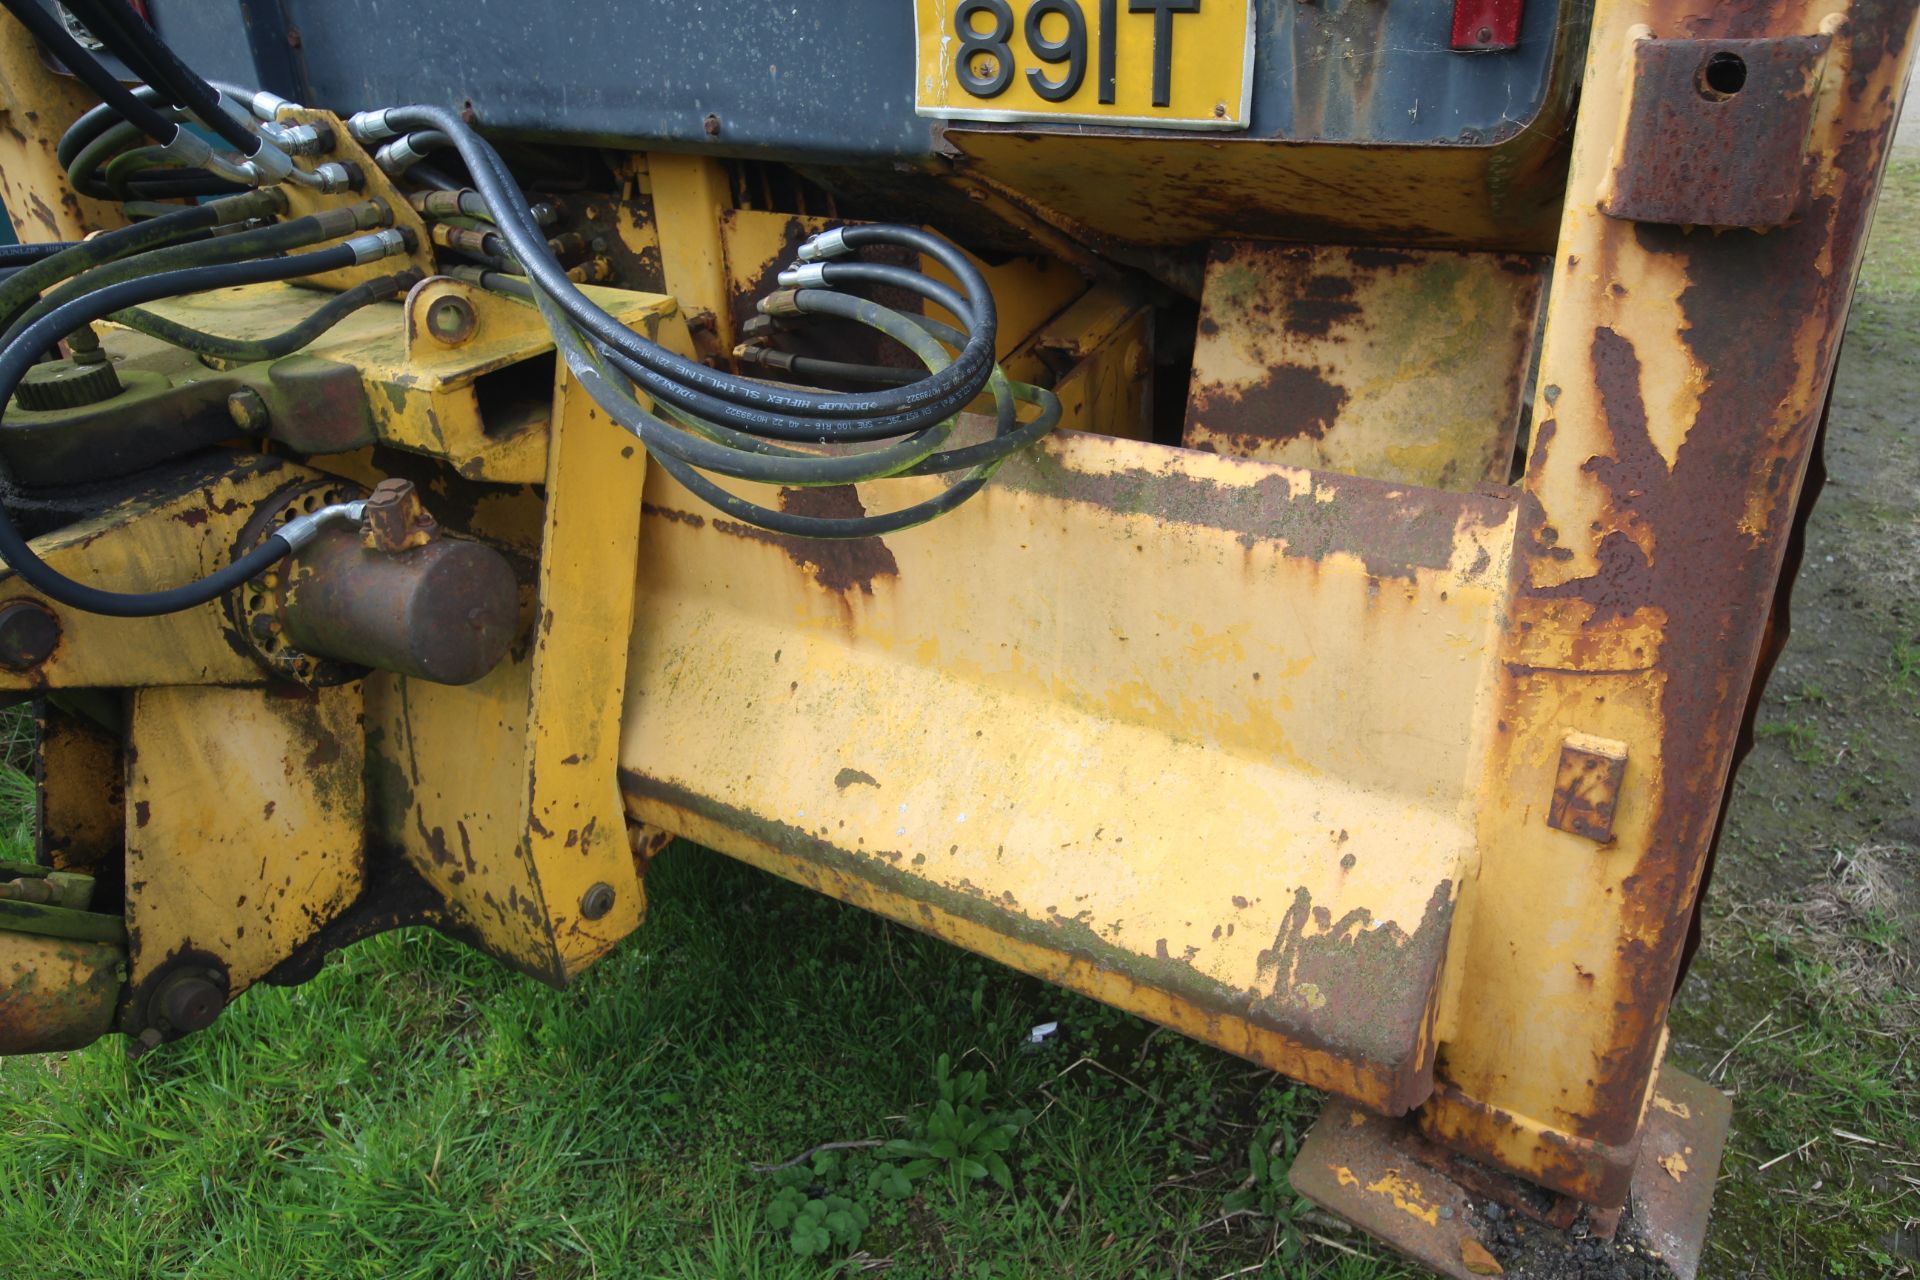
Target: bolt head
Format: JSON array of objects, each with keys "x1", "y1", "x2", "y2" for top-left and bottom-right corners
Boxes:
[
  {"x1": 155, "y1": 969, "x2": 226, "y2": 1033},
  {"x1": 580, "y1": 883, "x2": 616, "y2": 920},
  {"x1": 227, "y1": 387, "x2": 270, "y2": 432},
  {"x1": 0, "y1": 599, "x2": 59, "y2": 671}
]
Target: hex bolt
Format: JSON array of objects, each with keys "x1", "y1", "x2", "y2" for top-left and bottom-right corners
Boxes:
[
  {"x1": 580, "y1": 882, "x2": 616, "y2": 920},
  {"x1": 703, "y1": 113, "x2": 722, "y2": 137},
  {"x1": 425, "y1": 295, "x2": 478, "y2": 346},
  {"x1": 227, "y1": 387, "x2": 270, "y2": 432},
  {"x1": 155, "y1": 969, "x2": 226, "y2": 1033},
  {"x1": 0, "y1": 599, "x2": 60, "y2": 670}
]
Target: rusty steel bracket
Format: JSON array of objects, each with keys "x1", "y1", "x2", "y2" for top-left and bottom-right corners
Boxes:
[{"x1": 1602, "y1": 29, "x2": 1835, "y2": 228}]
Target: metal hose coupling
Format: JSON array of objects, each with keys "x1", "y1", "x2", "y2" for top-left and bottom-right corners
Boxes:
[
  {"x1": 373, "y1": 134, "x2": 440, "y2": 175},
  {"x1": 346, "y1": 108, "x2": 403, "y2": 143},
  {"x1": 343, "y1": 228, "x2": 415, "y2": 264},
  {"x1": 795, "y1": 227, "x2": 853, "y2": 261},
  {"x1": 776, "y1": 262, "x2": 829, "y2": 289},
  {"x1": 275, "y1": 500, "x2": 368, "y2": 553}
]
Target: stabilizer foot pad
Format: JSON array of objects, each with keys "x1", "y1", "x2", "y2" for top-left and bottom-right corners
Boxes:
[{"x1": 1290, "y1": 1066, "x2": 1732, "y2": 1279}]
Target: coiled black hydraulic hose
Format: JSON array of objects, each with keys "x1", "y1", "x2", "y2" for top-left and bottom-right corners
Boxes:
[
  {"x1": 380, "y1": 107, "x2": 999, "y2": 433},
  {"x1": 0, "y1": 243, "x2": 363, "y2": 617},
  {"x1": 58, "y1": 84, "x2": 167, "y2": 170}
]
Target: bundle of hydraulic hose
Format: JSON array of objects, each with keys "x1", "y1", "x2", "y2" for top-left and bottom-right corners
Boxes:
[{"x1": 0, "y1": 0, "x2": 1061, "y2": 618}]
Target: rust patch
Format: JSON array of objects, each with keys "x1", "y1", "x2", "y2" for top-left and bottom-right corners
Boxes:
[
  {"x1": 641, "y1": 502, "x2": 706, "y2": 529},
  {"x1": 1496, "y1": 6, "x2": 1918, "y2": 1150},
  {"x1": 1603, "y1": 36, "x2": 1830, "y2": 229},
  {"x1": 712, "y1": 486, "x2": 900, "y2": 595},
  {"x1": 833, "y1": 768, "x2": 879, "y2": 790},
  {"x1": 1010, "y1": 441, "x2": 1512, "y2": 584},
  {"x1": 1288, "y1": 274, "x2": 1362, "y2": 338},
  {"x1": 1547, "y1": 734, "x2": 1628, "y2": 843},
  {"x1": 1190, "y1": 363, "x2": 1351, "y2": 446},
  {"x1": 1250, "y1": 880, "x2": 1455, "y2": 1102}
]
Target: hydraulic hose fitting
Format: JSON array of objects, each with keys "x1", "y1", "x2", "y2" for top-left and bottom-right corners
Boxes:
[
  {"x1": 262, "y1": 120, "x2": 334, "y2": 156},
  {"x1": 430, "y1": 224, "x2": 502, "y2": 258},
  {"x1": 243, "y1": 88, "x2": 294, "y2": 121},
  {"x1": 237, "y1": 142, "x2": 295, "y2": 186},
  {"x1": 757, "y1": 288, "x2": 804, "y2": 317},
  {"x1": 777, "y1": 262, "x2": 829, "y2": 289},
  {"x1": 734, "y1": 344, "x2": 799, "y2": 374},
  {"x1": 343, "y1": 228, "x2": 411, "y2": 265},
  {"x1": 373, "y1": 134, "x2": 437, "y2": 176},
  {"x1": 795, "y1": 227, "x2": 852, "y2": 261},
  {"x1": 159, "y1": 128, "x2": 216, "y2": 169},
  {"x1": 346, "y1": 107, "x2": 401, "y2": 143},
  {"x1": 311, "y1": 200, "x2": 394, "y2": 239},
  {"x1": 276, "y1": 500, "x2": 368, "y2": 552},
  {"x1": 287, "y1": 161, "x2": 360, "y2": 195}
]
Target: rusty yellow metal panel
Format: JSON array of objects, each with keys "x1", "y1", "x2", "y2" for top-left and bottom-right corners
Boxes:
[
  {"x1": 364, "y1": 305, "x2": 690, "y2": 981},
  {"x1": 936, "y1": 129, "x2": 1571, "y2": 252},
  {"x1": 0, "y1": 455, "x2": 314, "y2": 691},
  {"x1": 0, "y1": 11, "x2": 124, "y2": 240},
  {"x1": 644, "y1": 153, "x2": 737, "y2": 354},
  {"x1": 1000, "y1": 285, "x2": 1153, "y2": 441},
  {"x1": 517, "y1": 367, "x2": 651, "y2": 976},
  {"x1": 1183, "y1": 243, "x2": 1544, "y2": 491},
  {"x1": 124, "y1": 684, "x2": 365, "y2": 1003},
  {"x1": 0, "y1": 930, "x2": 122, "y2": 1054},
  {"x1": 129, "y1": 280, "x2": 678, "y2": 485},
  {"x1": 37, "y1": 704, "x2": 122, "y2": 877},
  {"x1": 620, "y1": 430, "x2": 1516, "y2": 1113},
  {"x1": 1418, "y1": 0, "x2": 1920, "y2": 1205}
]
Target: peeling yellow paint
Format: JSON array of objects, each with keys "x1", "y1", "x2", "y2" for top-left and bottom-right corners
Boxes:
[{"x1": 1365, "y1": 1170, "x2": 1441, "y2": 1226}]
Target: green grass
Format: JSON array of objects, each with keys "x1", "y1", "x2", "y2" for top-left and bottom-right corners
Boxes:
[{"x1": 0, "y1": 770, "x2": 1406, "y2": 1279}]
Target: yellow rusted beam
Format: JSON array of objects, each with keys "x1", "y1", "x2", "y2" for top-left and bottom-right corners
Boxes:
[{"x1": 1421, "y1": 0, "x2": 1920, "y2": 1205}]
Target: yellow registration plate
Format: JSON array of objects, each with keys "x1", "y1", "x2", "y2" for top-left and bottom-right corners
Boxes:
[{"x1": 913, "y1": 0, "x2": 1254, "y2": 131}]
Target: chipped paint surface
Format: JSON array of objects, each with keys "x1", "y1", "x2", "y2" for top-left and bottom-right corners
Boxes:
[
  {"x1": 0, "y1": 930, "x2": 122, "y2": 1054},
  {"x1": 0, "y1": 10, "x2": 124, "y2": 240},
  {"x1": 1184, "y1": 243, "x2": 1545, "y2": 491},
  {"x1": 1426, "y1": 0, "x2": 1920, "y2": 1205},
  {"x1": 621, "y1": 427, "x2": 1516, "y2": 1112},
  {"x1": 124, "y1": 683, "x2": 366, "y2": 1028}
]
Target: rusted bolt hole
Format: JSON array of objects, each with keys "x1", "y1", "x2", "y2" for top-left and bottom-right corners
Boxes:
[{"x1": 1698, "y1": 51, "x2": 1747, "y2": 100}]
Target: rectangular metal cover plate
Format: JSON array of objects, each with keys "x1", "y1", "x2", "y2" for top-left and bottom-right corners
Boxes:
[{"x1": 914, "y1": 0, "x2": 1254, "y2": 130}]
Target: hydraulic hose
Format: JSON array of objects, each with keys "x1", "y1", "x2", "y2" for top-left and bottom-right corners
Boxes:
[
  {"x1": 0, "y1": 0, "x2": 179, "y2": 147},
  {"x1": 57, "y1": 0, "x2": 264, "y2": 157},
  {"x1": 111, "y1": 270, "x2": 421, "y2": 362},
  {"x1": 3, "y1": 203, "x2": 389, "y2": 347},
  {"x1": 0, "y1": 190, "x2": 282, "y2": 334},
  {"x1": 0, "y1": 240, "x2": 384, "y2": 617},
  {"x1": 379, "y1": 106, "x2": 998, "y2": 430},
  {"x1": 0, "y1": 242, "x2": 81, "y2": 267},
  {"x1": 57, "y1": 84, "x2": 167, "y2": 170}
]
